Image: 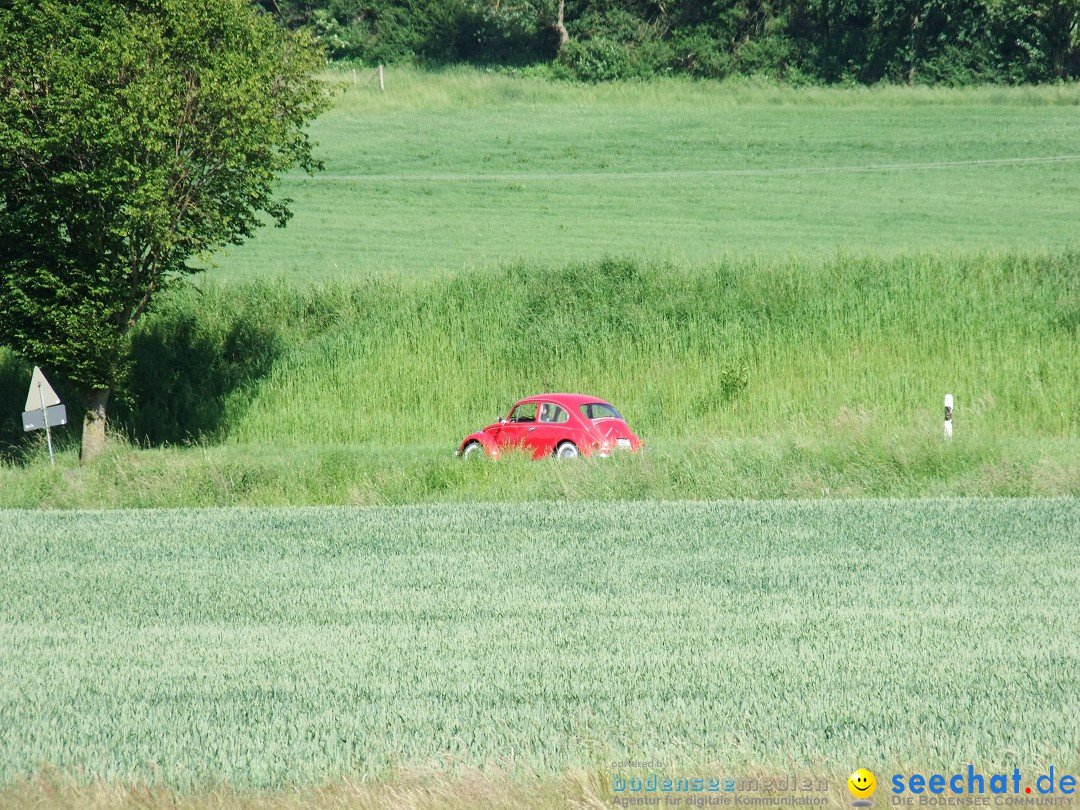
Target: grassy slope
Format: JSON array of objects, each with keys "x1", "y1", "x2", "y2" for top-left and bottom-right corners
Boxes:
[
  {"x1": 209, "y1": 70, "x2": 1080, "y2": 279},
  {"x1": 2, "y1": 500, "x2": 1077, "y2": 788},
  {"x1": 221, "y1": 255, "x2": 1080, "y2": 446},
  {"x1": 4, "y1": 251, "x2": 1079, "y2": 507}
]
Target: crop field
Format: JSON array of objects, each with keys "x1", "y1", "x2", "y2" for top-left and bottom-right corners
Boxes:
[
  {"x1": 1, "y1": 499, "x2": 1078, "y2": 793},
  {"x1": 208, "y1": 69, "x2": 1080, "y2": 280}
]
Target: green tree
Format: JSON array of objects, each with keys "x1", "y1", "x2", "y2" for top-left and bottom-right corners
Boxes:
[{"x1": 0, "y1": 0, "x2": 330, "y2": 461}]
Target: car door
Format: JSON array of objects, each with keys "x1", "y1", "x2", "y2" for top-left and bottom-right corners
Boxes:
[
  {"x1": 495, "y1": 401, "x2": 538, "y2": 453},
  {"x1": 530, "y1": 402, "x2": 574, "y2": 457}
]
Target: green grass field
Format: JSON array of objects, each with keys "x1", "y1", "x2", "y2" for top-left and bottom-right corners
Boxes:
[
  {"x1": 208, "y1": 69, "x2": 1080, "y2": 279},
  {"x1": 3, "y1": 72, "x2": 1080, "y2": 505},
  {"x1": 3, "y1": 72, "x2": 1080, "y2": 807},
  {"x1": 2, "y1": 499, "x2": 1077, "y2": 790}
]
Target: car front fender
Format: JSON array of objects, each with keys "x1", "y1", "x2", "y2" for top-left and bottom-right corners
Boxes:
[{"x1": 456, "y1": 432, "x2": 500, "y2": 458}]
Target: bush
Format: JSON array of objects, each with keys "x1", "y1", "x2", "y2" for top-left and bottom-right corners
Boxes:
[
  {"x1": 445, "y1": 4, "x2": 559, "y2": 66},
  {"x1": 556, "y1": 37, "x2": 635, "y2": 81},
  {"x1": 665, "y1": 29, "x2": 733, "y2": 78}
]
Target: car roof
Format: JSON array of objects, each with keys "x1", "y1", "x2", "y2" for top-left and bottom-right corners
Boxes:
[{"x1": 516, "y1": 393, "x2": 613, "y2": 408}]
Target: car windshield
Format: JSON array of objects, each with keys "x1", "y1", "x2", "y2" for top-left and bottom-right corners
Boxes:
[
  {"x1": 579, "y1": 402, "x2": 622, "y2": 420},
  {"x1": 506, "y1": 402, "x2": 537, "y2": 423}
]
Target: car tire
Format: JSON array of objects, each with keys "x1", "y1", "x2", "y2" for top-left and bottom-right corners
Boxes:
[
  {"x1": 555, "y1": 442, "x2": 579, "y2": 460},
  {"x1": 461, "y1": 441, "x2": 485, "y2": 460}
]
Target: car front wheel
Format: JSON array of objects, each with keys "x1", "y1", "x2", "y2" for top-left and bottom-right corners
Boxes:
[
  {"x1": 461, "y1": 441, "x2": 485, "y2": 460},
  {"x1": 555, "y1": 442, "x2": 580, "y2": 460}
]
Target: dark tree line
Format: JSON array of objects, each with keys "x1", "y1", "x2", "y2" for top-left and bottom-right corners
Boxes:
[{"x1": 254, "y1": 0, "x2": 1080, "y2": 83}]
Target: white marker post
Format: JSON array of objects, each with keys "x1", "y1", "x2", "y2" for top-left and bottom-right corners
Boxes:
[{"x1": 944, "y1": 394, "x2": 954, "y2": 440}]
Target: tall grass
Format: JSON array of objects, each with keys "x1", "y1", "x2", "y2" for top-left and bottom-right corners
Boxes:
[
  {"x1": 4, "y1": 253, "x2": 1077, "y2": 505},
  {"x1": 205, "y1": 253, "x2": 1079, "y2": 446},
  {"x1": 324, "y1": 65, "x2": 1080, "y2": 113},
  {"x1": 3, "y1": 435, "x2": 1078, "y2": 508}
]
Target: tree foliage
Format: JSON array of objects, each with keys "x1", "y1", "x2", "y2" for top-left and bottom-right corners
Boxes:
[
  {"x1": 257, "y1": 0, "x2": 1080, "y2": 84},
  {"x1": 0, "y1": 0, "x2": 329, "y2": 457}
]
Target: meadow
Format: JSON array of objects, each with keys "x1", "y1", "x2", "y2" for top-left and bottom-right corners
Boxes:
[
  {"x1": 209, "y1": 69, "x2": 1080, "y2": 279},
  {"x1": 2, "y1": 71, "x2": 1079, "y2": 808},
  {"x1": 1, "y1": 499, "x2": 1077, "y2": 794}
]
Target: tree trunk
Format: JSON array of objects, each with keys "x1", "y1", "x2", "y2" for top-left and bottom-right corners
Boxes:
[
  {"x1": 554, "y1": 0, "x2": 569, "y2": 49},
  {"x1": 81, "y1": 388, "x2": 111, "y2": 463}
]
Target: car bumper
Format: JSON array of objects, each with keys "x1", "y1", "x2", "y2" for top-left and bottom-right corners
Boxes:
[{"x1": 594, "y1": 438, "x2": 641, "y2": 458}]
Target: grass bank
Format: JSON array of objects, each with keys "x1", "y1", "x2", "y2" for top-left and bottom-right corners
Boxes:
[
  {"x1": 157, "y1": 253, "x2": 1080, "y2": 443},
  {"x1": 2, "y1": 253, "x2": 1078, "y2": 506}
]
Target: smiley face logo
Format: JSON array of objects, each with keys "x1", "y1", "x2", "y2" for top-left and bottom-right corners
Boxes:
[{"x1": 848, "y1": 768, "x2": 876, "y2": 801}]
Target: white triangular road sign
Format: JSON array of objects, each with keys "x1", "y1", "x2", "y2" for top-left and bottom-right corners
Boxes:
[{"x1": 25, "y1": 366, "x2": 61, "y2": 412}]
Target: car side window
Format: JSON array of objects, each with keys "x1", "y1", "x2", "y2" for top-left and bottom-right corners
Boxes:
[
  {"x1": 539, "y1": 403, "x2": 569, "y2": 424},
  {"x1": 507, "y1": 402, "x2": 538, "y2": 423}
]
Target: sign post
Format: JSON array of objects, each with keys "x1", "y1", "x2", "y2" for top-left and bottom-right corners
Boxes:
[
  {"x1": 21, "y1": 366, "x2": 67, "y2": 466},
  {"x1": 944, "y1": 394, "x2": 954, "y2": 440}
]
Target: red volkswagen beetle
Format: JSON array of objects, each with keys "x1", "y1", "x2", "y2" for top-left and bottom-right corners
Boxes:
[{"x1": 456, "y1": 393, "x2": 644, "y2": 460}]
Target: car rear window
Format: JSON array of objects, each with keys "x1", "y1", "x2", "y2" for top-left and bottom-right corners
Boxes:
[{"x1": 579, "y1": 402, "x2": 621, "y2": 420}]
